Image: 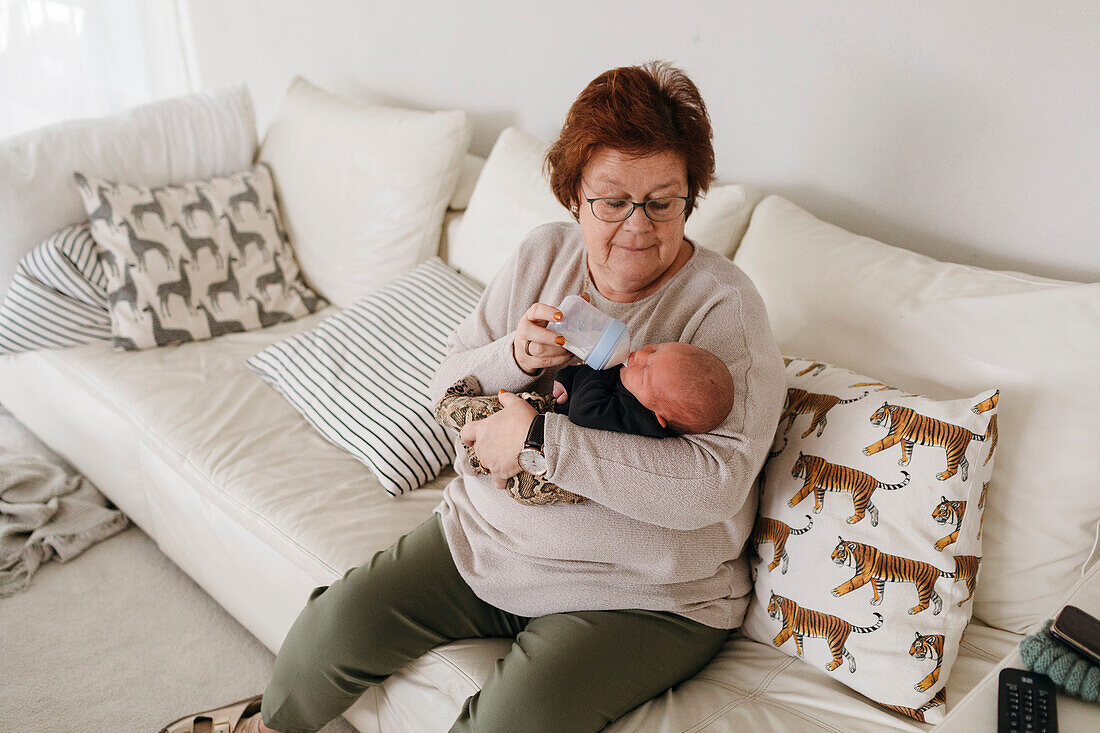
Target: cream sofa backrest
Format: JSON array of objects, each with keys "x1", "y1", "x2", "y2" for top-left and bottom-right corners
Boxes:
[
  {"x1": 0, "y1": 86, "x2": 257, "y2": 302},
  {"x1": 257, "y1": 77, "x2": 471, "y2": 308},
  {"x1": 734, "y1": 195, "x2": 1100, "y2": 634}
]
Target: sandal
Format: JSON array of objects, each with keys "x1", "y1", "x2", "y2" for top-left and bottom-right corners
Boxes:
[{"x1": 159, "y1": 694, "x2": 264, "y2": 733}]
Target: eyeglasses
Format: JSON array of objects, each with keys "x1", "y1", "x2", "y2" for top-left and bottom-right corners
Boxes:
[{"x1": 581, "y1": 193, "x2": 690, "y2": 223}]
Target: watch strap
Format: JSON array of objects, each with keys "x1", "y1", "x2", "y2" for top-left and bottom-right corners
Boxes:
[{"x1": 524, "y1": 413, "x2": 546, "y2": 451}]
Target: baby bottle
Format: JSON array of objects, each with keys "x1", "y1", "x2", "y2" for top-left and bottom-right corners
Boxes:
[{"x1": 546, "y1": 295, "x2": 631, "y2": 370}]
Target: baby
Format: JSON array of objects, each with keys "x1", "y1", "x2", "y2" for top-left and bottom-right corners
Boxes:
[
  {"x1": 555, "y1": 341, "x2": 735, "y2": 437},
  {"x1": 434, "y1": 341, "x2": 735, "y2": 506}
]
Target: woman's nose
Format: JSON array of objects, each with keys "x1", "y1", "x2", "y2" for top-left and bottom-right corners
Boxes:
[{"x1": 621, "y1": 205, "x2": 655, "y2": 232}]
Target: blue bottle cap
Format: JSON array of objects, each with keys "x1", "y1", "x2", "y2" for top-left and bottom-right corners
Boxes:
[{"x1": 586, "y1": 319, "x2": 628, "y2": 370}]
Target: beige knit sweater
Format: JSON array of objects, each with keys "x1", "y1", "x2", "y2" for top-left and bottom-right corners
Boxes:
[{"x1": 429, "y1": 222, "x2": 786, "y2": 628}]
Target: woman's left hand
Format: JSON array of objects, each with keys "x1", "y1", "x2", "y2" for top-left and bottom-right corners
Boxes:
[{"x1": 459, "y1": 392, "x2": 537, "y2": 490}]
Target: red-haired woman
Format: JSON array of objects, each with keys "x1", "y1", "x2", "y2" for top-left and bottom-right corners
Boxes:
[{"x1": 167, "y1": 61, "x2": 786, "y2": 733}]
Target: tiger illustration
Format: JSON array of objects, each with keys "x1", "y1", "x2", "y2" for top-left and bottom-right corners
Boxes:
[
  {"x1": 971, "y1": 390, "x2": 998, "y2": 414},
  {"x1": 978, "y1": 413, "x2": 998, "y2": 467},
  {"x1": 863, "y1": 402, "x2": 987, "y2": 481},
  {"x1": 881, "y1": 688, "x2": 946, "y2": 723},
  {"x1": 984, "y1": 414, "x2": 997, "y2": 466},
  {"x1": 909, "y1": 632, "x2": 945, "y2": 692},
  {"x1": 830, "y1": 537, "x2": 949, "y2": 615},
  {"x1": 951, "y1": 555, "x2": 981, "y2": 606},
  {"x1": 788, "y1": 452, "x2": 910, "y2": 526},
  {"x1": 766, "y1": 592, "x2": 883, "y2": 673},
  {"x1": 796, "y1": 361, "x2": 827, "y2": 377},
  {"x1": 850, "y1": 381, "x2": 893, "y2": 392},
  {"x1": 781, "y1": 388, "x2": 869, "y2": 439},
  {"x1": 931, "y1": 497, "x2": 966, "y2": 551},
  {"x1": 972, "y1": 391, "x2": 1000, "y2": 467},
  {"x1": 751, "y1": 515, "x2": 813, "y2": 573},
  {"x1": 976, "y1": 481, "x2": 989, "y2": 539}
]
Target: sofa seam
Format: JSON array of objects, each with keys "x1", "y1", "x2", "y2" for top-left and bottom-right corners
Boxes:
[
  {"x1": 424, "y1": 648, "x2": 481, "y2": 696},
  {"x1": 958, "y1": 639, "x2": 1001, "y2": 663},
  {"x1": 688, "y1": 657, "x2": 847, "y2": 733}
]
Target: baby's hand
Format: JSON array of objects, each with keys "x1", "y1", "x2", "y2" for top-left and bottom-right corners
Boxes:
[{"x1": 553, "y1": 381, "x2": 568, "y2": 405}]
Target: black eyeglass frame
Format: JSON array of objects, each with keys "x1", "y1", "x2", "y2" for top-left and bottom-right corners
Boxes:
[{"x1": 582, "y1": 194, "x2": 692, "y2": 223}]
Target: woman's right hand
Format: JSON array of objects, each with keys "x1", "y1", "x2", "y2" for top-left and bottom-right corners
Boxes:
[{"x1": 513, "y1": 301, "x2": 573, "y2": 374}]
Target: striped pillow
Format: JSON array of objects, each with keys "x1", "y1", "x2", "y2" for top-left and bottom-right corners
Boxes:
[
  {"x1": 0, "y1": 224, "x2": 112, "y2": 355},
  {"x1": 247, "y1": 258, "x2": 483, "y2": 496}
]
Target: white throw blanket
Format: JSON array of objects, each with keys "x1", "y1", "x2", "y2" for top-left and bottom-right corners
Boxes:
[{"x1": 0, "y1": 448, "x2": 128, "y2": 596}]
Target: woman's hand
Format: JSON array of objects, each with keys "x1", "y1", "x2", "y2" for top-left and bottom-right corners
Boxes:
[
  {"x1": 512, "y1": 293, "x2": 590, "y2": 374},
  {"x1": 459, "y1": 392, "x2": 537, "y2": 490}
]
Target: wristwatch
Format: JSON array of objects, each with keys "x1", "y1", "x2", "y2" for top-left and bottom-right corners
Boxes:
[{"x1": 517, "y1": 413, "x2": 548, "y2": 476}]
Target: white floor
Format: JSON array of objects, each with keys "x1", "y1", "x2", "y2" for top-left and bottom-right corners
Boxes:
[
  {"x1": 0, "y1": 523, "x2": 357, "y2": 733},
  {"x1": 0, "y1": 407, "x2": 355, "y2": 732}
]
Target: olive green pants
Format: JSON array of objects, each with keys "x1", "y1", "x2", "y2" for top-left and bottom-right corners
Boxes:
[{"x1": 260, "y1": 513, "x2": 730, "y2": 733}]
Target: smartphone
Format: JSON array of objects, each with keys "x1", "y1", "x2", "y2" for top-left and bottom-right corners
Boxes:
[{"x1": 1050, "y1": 604, "x2": 1100, "y2": 666}]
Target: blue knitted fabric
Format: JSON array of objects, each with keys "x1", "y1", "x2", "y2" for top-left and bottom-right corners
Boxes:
[{"x1": 1019, "y1": 620, "x2": 1100, "y2": 704}]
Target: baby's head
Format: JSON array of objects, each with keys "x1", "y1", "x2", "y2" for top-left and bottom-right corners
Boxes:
[{"x1": 619, "y1": 342, "x2": 735, "y2": 434}]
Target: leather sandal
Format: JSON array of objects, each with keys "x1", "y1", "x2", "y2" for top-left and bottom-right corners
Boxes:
[{"x1": 159, "y1": 694, "x2": 264, "y2": 733}]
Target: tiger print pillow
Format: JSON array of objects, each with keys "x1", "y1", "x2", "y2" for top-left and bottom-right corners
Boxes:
[{"x1": 741, "y1": 358, "x2": 999, "y2": 724}]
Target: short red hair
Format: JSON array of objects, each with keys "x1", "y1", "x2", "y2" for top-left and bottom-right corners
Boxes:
[{"x1": 546, "y1": 61, "x2": 715, "y2": 219}]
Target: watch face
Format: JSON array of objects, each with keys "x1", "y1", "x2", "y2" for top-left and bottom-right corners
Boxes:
[{"x1": 518, "y1": 448, "x2": 548, "y2": 477}]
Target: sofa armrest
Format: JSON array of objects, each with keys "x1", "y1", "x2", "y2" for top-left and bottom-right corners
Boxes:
[{"x1": 935, "y1": 559, "x2": 1100, "y2": 730}]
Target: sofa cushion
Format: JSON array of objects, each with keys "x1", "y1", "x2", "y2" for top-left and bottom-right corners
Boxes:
[
  {"x1": 248, "y1": 258, "x2": 482, "y2": 496},
  {"x1": 0, "y1": 314, "x2": 451, "y2": 578},
  {"x1": 740, "y1": 357, "x2": 998, "y2": 723},
  {"x1": 447, "y1": 126, "x2": 763, "y2": 286},
  {"x1": 733, "y1": 195, "x2": 1100, "y2": 634},
  {"x1": 73, "y1": 164, "x2": 321, "y2": 350},
  {"x1": 0, "y1": 86, "x2": 256, "y2": 302},
  {"x1": 363, "y1": 620, "x2": 1023, "y2": 732},
  {"x1": 449, "y1": 154, "x2": 486, "y2": 211},
  {"x1": 258, "y1": 77, "x2": 471, "y2": 307},
  {"x1": 0, "y1": 224, "x2": 110, "y2": 354}
]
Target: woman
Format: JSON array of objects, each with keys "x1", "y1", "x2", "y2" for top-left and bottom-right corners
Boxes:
[{"x1": 167, "y1": 61, "x2": 785, "y2": 733}]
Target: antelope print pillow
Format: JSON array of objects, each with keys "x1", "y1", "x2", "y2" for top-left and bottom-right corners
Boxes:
[
  {"x1": 73, "y1": 163, "x2": 323, "y2": 350},
  {"x1": 741, "y1": 357, "x2": 999, "y2": 724}
]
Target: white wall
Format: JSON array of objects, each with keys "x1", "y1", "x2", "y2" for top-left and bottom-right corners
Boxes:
[{"x1": 182, "y1": 0, "x2": 1099, "y2": 282}]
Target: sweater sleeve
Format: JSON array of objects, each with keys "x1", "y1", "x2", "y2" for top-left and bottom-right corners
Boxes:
[
  {"x1": 429, "y1": 248, "x2": 543, "y2": 404},
  {"x1": 542, "y1": 282, "x2": 787, "y2": 531},
  {"x1": 424, "y1": 225, "x2": 576, "y2": 402}
]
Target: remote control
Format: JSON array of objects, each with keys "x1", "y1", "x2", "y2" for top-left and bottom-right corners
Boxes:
[{"x1": 998, "y1": 667, "x2": 1058, "y2": 733}]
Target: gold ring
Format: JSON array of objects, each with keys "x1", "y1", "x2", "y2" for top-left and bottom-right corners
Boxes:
[{"x1": 524, "y1": 339, "x2": 534, "y2": 357}]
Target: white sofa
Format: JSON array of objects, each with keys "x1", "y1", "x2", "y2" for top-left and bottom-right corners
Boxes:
[{"x1": 2, "y1": 86, "x2": 1098, "y2": 733}]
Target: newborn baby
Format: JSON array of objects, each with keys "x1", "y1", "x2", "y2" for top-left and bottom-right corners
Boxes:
[
  {"x1": 555, "y1": 341, "x2": 735, "y2": 437},
  {"x1": 434, "y1": 342, "x2": 736, "y2": 506}
]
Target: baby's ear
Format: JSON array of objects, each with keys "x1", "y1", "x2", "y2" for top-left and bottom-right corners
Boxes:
[{"x1": 654, "y1": 412, "x2": 668, "y2": 428}]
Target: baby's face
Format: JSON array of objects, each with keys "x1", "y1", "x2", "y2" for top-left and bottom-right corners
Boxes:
[{"x1": 619, "y1": 342, "x2": 692, "y2": 413}]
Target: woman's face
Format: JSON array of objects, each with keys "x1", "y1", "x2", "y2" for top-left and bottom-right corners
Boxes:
[{"x1": 574, "y1": 148, "x2": 690, "y2": 302}]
